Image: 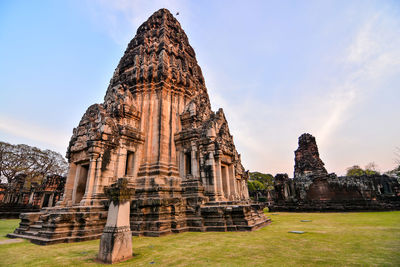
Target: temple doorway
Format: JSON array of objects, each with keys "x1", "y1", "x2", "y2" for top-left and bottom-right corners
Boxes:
[{"x1": 74, "y1": 164, "x2": 89, "y2": 204}]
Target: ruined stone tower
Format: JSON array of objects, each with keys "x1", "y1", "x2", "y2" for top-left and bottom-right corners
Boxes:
[
  {"x1": 294, "y1": 133, "x2": 328, "y2": 178},
  {"x1": 270, "y1": 133, "x2": 400, "y2": 211},
  {"x1": 9, "y1": 9, "x2": 269, "y2": 244}
]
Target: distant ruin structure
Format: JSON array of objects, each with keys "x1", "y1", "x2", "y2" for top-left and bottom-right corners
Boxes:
[
  {"x1": 9, "y1": 9, "x2": 269, "y2": 244},
  {"x1": 294, "y1": 133, "x2": 327, "y2": 178},
  {"x1": 269, "y1": 133, "x2": 400, "y2": 211},
  {"x1": 0, "y1": 174, "x2": 65, "y2": 218}
]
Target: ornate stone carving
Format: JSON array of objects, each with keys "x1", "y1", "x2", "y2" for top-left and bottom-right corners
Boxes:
[
  {"x1": 9, "y1": 9, "x2": 270, "y2": 245},
  {"x1": 104, "y1": 178, "x2": 135, "y2": 205}
]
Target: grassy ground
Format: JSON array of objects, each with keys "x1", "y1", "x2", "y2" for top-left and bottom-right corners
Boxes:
[
  {"x1": 0, "y1": 219, "x2": 20, "y2": 240},
  {"x1": 0, "y1": 212, "x2": 399, "y2": 266}
]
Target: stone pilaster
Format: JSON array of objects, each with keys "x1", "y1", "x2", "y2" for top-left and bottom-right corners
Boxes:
[
  {"x1": 208, "y1": 152, "x2": 217, "y2": 195},
  {"x1": 229, "y1": 165, "x2": 237, "y2": 200},
  {"x1": 91, "y1": 155, "x2": 106, "y2": 204},
  {"x1": 214, "y1": 151, "x2": 224, "y2": 201},
  {"x1": 80, "y1": 153, "x2": 99, "y2": 206},
  {"x1": 97, "y1": 178, "x2": 135, "y2": 264},
  {"x1": 59, "y1": 162, "x2": 77, "y2": 206}
]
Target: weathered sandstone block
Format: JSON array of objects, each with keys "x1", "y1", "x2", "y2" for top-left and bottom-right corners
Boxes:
[{"x1": 98, "y1": 178, "x2": 134, "y2": 264}]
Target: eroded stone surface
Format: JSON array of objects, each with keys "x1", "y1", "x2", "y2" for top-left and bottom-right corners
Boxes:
[
  {"x1": 294, "y1": 133, "x2": 327, "y2": 178},
  {"x1": 98, "y1": 178, "x2": 134, "y2": 264},
  {"x1": 269, "y1": 133, "x2": 400, "y2": 211},
  {"x1": 10, "y1": 8, "x2": 269, "y2": 245},
  {"x1": 0, "y1": 174, "x2": 65, "y2": 219}
]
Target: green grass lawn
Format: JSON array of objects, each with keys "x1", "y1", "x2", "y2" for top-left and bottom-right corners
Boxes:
[
  {"x1": 0, "y1": 219, "x2": 20, "y2": 240},
  {"x1": 0, "y1": 212, "x2": 399, "y2": 266}
]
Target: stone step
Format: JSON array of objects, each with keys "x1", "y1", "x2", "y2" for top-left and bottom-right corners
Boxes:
[
  {"x1": 7, "y1": 232, "x2": 103, "y2": 245},
  {"x1": 29, "y1": 225, "x2": 43, "y2": 230},
  {"x1": 24, "y1": 231, "x2": 40, "y2": 236}
]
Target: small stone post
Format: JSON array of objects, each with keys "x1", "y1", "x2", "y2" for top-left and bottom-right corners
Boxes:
[{"x1": 97, "y1": 178, "x2": 135, "y2": 264}]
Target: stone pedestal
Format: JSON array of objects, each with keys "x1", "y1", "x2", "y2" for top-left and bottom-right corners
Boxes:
[{"x1": 97, "y1": 178, "x2": 134, "y2": 264}]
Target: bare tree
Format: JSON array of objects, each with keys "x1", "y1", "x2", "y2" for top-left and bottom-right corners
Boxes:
[
  {"x1": 0, "y1": 142, "x2": 12, "y2": 180},
  {"x1": 365, "y1": 162, "x2": 380, "y2": 175},
  {"x1": 395, "y1": 147, "x2": 400, "y2": 165}
]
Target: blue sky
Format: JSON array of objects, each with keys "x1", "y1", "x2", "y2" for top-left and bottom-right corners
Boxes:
[{"x1": 1, "y1": 0, "x2": 399, "y2": 176}]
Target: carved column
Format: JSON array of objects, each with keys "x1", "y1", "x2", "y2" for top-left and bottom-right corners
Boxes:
[
  {"x1": 199, "y1": 150, "x2": 207, "y2": 185},
  {"x1": 97, "y1": 178, "x2": 135, "y2": 264},
  {"x1": 48, "y1": 194, "x2": 54, "y2": 207},
  {"x1": 80, "y1": 153, "x2": 99, "y2": 205},
  {"x1": 214, "y1": 151, "x2": 224, "y2": 201},
  {"x1": 71, "y1": 165, "x2": 82, "y2": 205},
  {"x1": 191, "y1": 143, "x2": 199, "y2": 179},
  {"x1": 60, "y1": 162, "x2": 77, "y2": 206},
  {"x1": 229, "y1": 165, "x2": 237, "y2": 200},
  {"x1": 116, "y1": 148, "x2": 128, "y2": 179},
  {"x1": 179, "y1": 150, "x2": 185, "y2": 178},
  {"x1": 91, "y1": 155, "x2": 105, "y2": 203},
  {"x1": 28, "y1": 192, "x2": 34, "y2": 204},
  {"x1": 208, "y1": 151, "x2": 217, "y2": 195},
  {"x1": 243, "y1": 179, "x2": 250, "y2": 199},
  {"x1": 223, "y1": 165, "x2": 231, "y2": 199}
]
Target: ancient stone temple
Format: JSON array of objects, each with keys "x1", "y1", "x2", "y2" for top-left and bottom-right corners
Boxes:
[
  {"x1": 269, "y1": 133, "x2": 400, "y2": 211},
  {"x1": 9, "y1": 9, "x2": 269, "y2": 244},
  {"x1": 0, "y1": 174, "x2": 65, "y2": 219}
]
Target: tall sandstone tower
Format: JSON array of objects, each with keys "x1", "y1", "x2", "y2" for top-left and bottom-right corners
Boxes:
[{"x1": 10, "y1": 9, "x2": 269, "y2": 244}]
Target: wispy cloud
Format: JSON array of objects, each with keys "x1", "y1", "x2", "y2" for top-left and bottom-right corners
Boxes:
[
  {"x1": 205, "y1": 7, "x2": 400, "y2": 175},
  {"x1": 3, "y1": 1, "x2": 398, "y2": 176},
  {"x1": 0, "y1": 116, "x2": 69, "y2": 154},
  {"x1": 316, "y1": 11, "x2": 400, "y2": 146}
]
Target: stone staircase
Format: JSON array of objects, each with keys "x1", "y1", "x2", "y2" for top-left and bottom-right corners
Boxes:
[
  {"x1": 201, "y1": 201, "x2": 270, "y2": 232},
  {"x1": 24, "y1": 220, "x2": 44, "y2": 236},
  {"x1": 7, "y1": 206, "x2": 108, "y2": 245}
]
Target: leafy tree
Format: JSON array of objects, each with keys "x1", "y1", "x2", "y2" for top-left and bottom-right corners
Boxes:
[
  {"x1": 346, "y1": 163, "x2": 380, "y2": 177},
  {"x1": 248, "y1": 171, "x2": 274, "y2": 201},
  {"x1": 249, "y1": 172, "x2": 274, "y2": 190},
  {"x1": 346, "y1": 165, "x2": 365, "y2": 176},
  {"x1": 252, "y1": 180, "x2": 266, "y2": 191},
  {"x1": 247, "y1": 180, "x2": 256, "y2": 193},
  {"x1": 0, "y1": 141, "x2": 68, "y2": 184}
]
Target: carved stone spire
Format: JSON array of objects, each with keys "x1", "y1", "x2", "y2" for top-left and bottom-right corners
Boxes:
[
  {"x1": 107, "y1": 8, "x2": 209, "y2": 103},
  {"x1": 294, "y1": 133, "x2": 328, "y2": 178}
]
